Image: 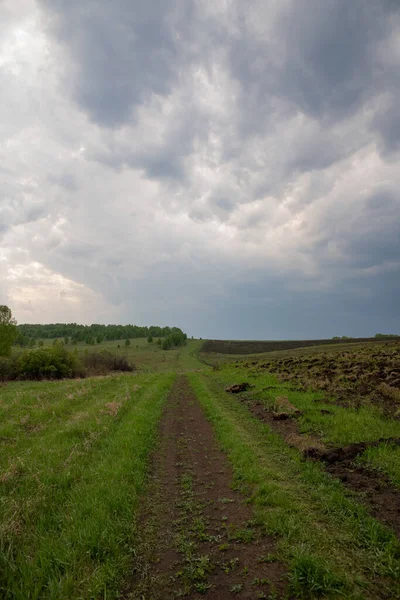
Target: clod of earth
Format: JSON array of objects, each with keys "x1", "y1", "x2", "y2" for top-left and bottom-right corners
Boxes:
[
  {"x1": 272, "y1": 412, "x2": 293, "y2": 420},
  {"x1": 272, "y1": 396, "x2": 302, "y2": 420},
  {"x1": 305, "y1": 437, "x2": 400, "y2": 465},
  {"x1": 225, "y1": 382, "x2": 251, "y2": 394}
]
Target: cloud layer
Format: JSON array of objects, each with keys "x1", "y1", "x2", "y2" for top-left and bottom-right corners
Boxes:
[{"x1": 1, "y1": 0, "x2": 399, "y2": 338}]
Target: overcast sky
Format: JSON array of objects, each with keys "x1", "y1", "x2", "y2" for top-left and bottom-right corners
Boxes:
[{"x1": 1, "y1": 1, "x2": 399, "y2": 339}]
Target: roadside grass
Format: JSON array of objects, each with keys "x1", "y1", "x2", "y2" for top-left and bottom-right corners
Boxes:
[
  {"x1": 215, "y1": 364, "x2": 400, "y2": 488},
  {"x1": 360, "y1": 443, "x2": 400, "y2": 487},
  {"x1": 189, "y1": 371, "x2": 400, "y2": 599},
  {"x1": 17, "y1": 337, "x2": 205, "y2": 373},
  {"x1": 219, "y1": 364, "x2": 400, "y2": 444},
  {"x1": 0, "y1": 373, "x2": 174, "y2": 599}
]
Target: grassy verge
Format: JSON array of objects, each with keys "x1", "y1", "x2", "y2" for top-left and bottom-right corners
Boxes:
[
  {"x1": 215, "y1": 365, "x2": 400, "y2": 444},
  {"x1": 360, "y1": 444, "x2": 400, "y2": 487},
  {"x1": 214, "y1": 364, "x2": 400, "y2": 487},
  {"x1": 0, "y1": 373, "x2": 174, "y2": 599},
  {"x1": 188, "y1": 372, "x2": 400, "y2": 599}
]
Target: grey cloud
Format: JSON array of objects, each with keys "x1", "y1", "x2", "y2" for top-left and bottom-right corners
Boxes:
[
  {"x1": 48, "y1": 172, "x2": 79, "y2": 191},
  {"x1": 41, "y1": 0, "x2": 194, "y2": 127},
  {"x1": 249, "y1": 2, "x2": 387, "y2": 120},
  {"x1": 372, "y1": 97, "x2": 400, "y2": 154},
  {"x1": 2, "y1": 1, "x2": 400, "y2": 337}
]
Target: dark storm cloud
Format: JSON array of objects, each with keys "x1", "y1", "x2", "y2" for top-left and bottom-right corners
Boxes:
[
  {"x1": 41, "y1": 0, "x2": 194, "y2": 127},
  {"x1": 242, "y1": 2, "x2": 384, "y2": 116},
  {"x1": 372, "y1": 97, "x2": 400, "y2": 154}
]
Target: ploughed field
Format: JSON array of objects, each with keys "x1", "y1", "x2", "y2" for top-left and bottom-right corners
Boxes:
[
  {"x1": 2, "y1": 340, "x2": 400, "y2": 599},
  {"x1": 201, "y1": 337, "x2": 396, "y2": 355}
]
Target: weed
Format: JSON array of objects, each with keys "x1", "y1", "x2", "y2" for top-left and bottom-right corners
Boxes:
[{"x1": 221, "y1": 557, "x2": 239, "y2": 573}]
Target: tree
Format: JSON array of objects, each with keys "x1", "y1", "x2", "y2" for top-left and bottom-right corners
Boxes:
[
  {"x1": 162, "y1": 337, "x2": 172, "y2": 350},
  {"x1": 125, "y1": 339, "x2": 131, "y2": 347},
  {"x1": 147, "y1": 335, "x2": 153, "y2": 343},
  {"x1": 64, "y1": 336, "x2": 69, "y2": 345},
  {"x1": 0, "y1": 306, "x2": 17, "y2": 357}
]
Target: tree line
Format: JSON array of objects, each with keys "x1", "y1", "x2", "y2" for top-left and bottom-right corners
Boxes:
[
  {"x1": 16, "y1": 323, "x2": 187, "y2": 346},
  {"x1": 1, "y1": 306, "x2": 188, "y2": 356}
]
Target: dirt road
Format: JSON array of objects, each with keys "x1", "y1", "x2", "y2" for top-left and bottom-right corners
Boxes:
[{"x1": 124, "y1": 376, "x2": 289, "y2": 599}]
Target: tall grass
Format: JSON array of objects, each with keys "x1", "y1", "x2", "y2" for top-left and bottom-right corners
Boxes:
[{"x1": 0, "y1": 373, "x2": 174, "y2": 599}]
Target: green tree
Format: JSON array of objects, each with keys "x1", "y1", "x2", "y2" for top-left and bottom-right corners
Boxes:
[
  {"x1": 147, "y1": 335, "x2": 153, "y2": 343},
  {"x1": 0, "y1": 306, "x2": 17, "y2": 357},
  {"x1": 162, "y1": 337, "x2": 172, "y2": 350},
  {"x1": 64, "y1": 336, "x2": 69, "y2": 345},
  {"x1": 125, "y1": 339, "x2": 130, "y2": 347}
]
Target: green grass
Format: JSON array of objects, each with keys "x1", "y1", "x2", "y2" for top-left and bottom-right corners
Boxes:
[
  {"x1": 0, "y1": 372, "x2": 175, "y2": 599},
  {"x1": 217, "y1": 364, "x2": 400, "y2": 444},
  {"x1": 18, "y1": 337, "x2": 205, "y2": 373},
  {"x1": 360, "y1": 443, "x2": 400, "y2": 487},
  {"x1": 212, "y1": 363, "x2": 400, "y2": 490},
  {"x1": 188, "y1": 371, "x2": 400, "y2": 599}
]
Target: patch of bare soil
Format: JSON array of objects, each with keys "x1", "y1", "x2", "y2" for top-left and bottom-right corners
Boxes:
[
  {"x1": 123, "y1": 376, "x2": 289, "y2": 600},
  {"x1": 239, "y1": 395, "x2": 400, "y2": 539}
]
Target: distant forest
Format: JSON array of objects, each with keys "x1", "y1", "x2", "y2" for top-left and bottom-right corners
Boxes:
[{"x1": 17, "y1": 323, "x2": 186, "y2": 344}]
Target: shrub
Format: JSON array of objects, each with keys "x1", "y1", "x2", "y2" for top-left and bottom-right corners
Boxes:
[
  {"x1": 162, "y1": 337, "x2": 172, "y2": 350},
  {"x1": 0, "y1": 356, "x2": 18, "y2": 382},
  {"x1": 83, "y1": 351, "x2": 134, "y2": 375},
  {"x1": 125, "y1": 339, "x2": 131, "y2": 347},
  {"x1": 162, "y1": 331, "x2": 187, "y2": 350},
  {"x1": 147, "y1": 335, "x2": 153, "y2": 343},
  {"x1": 18, "y1": 344, "x2": 81, "y2": 380}
]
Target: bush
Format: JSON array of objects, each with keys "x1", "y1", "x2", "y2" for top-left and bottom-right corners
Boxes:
[
  {"x1": 18, "y1": 344, "x2": 82, "y2": 380},
  {"x1": 162, "y1": 331, "x2": 187, "y2": 350},
  {"x1": 83, "y1": 351, "x2": 134, "y2": 375},
  {"x1": 162, "y1": 337, "x2": 172, "y2": 350},
  {"x1": 0, "y1": 356, "x2": 18, "y2": 382}
]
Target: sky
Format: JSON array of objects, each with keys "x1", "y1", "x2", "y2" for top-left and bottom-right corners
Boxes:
[{"x1": 0, "y1": 0, "x2": 399, "y2": 340}]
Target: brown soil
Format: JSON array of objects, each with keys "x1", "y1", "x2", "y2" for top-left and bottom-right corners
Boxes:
[
  {"x1": 201, "y1": 338, "x2": 396, "y2": 355},
  {"x1": 240, "y1": 397, "x2": 400, "y2": 539},
  {"x1": 251, "y1": 343, "x2": 400, "y2": 416},
  {"x1": 123, "y1": 376, "x2": 289, "y2": 600}
]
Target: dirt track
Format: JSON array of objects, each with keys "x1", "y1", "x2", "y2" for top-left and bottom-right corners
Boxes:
[{"x1": 124, "y1": 376, "x2": 289, "y2": 599}]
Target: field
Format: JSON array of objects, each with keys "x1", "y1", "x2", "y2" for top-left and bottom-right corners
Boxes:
[
  {"x1": 32, "y1": 337, "x2": 204, "y2": 373},
  {"x1": 1, "y1": 338, "x2": 400, "y2": 598},
  {"x1": 201, "y1": 337, "x2": 396, "y2": 355}
]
